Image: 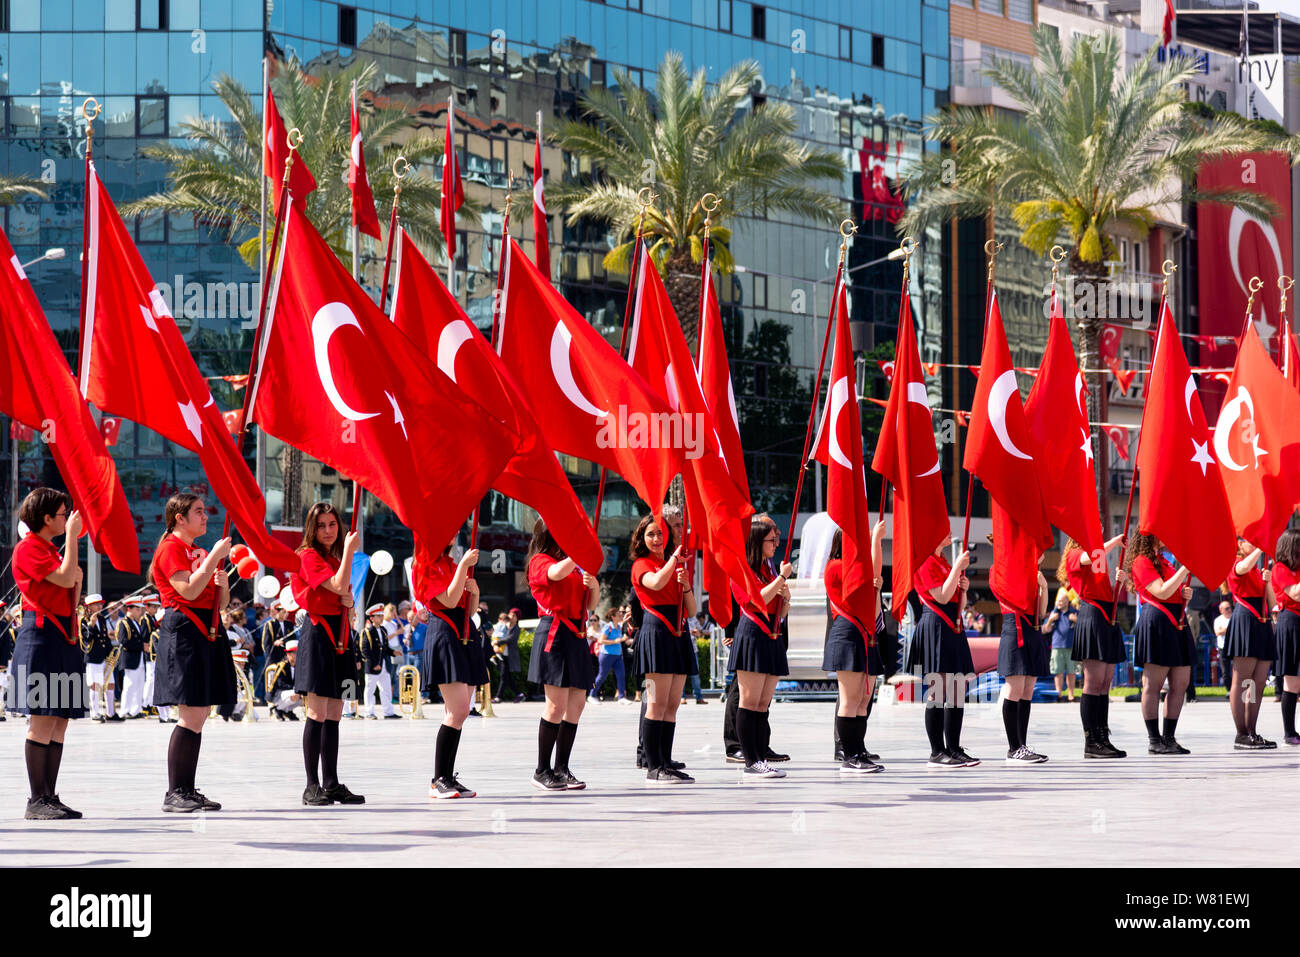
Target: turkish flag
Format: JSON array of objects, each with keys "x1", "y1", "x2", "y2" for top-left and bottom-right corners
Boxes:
[
  {"x1": 627, "y1": 247, "x2": 763, "y2": 608},
  {"x1": 1105, "y1": 426, "x2": 1131, "y2": 463},
  {"x1": 1136, "y1": 300, "x2": 1235, "y2": 587},
  {"x1": 441, "y1": 101, "x2": 464, "y2": 262},
  {"x1": 1212, "y1": 323, "x2": 1300, "y2": 554},
  {"x1": 496, "y1": 236, "x2": 682, "y2": 514},
  {"x1": 389, "y1": 227, "x2": 602, "y2": 571},
  {"x1": 532, "y1": 125, "x2": 550, "y2": 279},
  {"x1": 256, "y1": 203, "x2": 518, "y2": 552},
  {"x1": 1162, "y1": 0, "x2": 1175, "y2": 46},
  {"x1": 871, "y1": 288, "x2": 950, "y2": 621},
  {"x1": 1024, "y1": 287, "x2": 1104, "y2": 553},
  {"x1": 349, "y1": 86, "x2": 382, "y2": 240},
  {"x1": 78, "y1": 163, "x2": 295, "y2": 570},
  {"x1": 810, "y1": 275, "x2": 875, "y2": 625},
  {"x1": 99, "y1": 417, "x2": 121, "y2": 448},
  {"x1": 0, "y1": 226, "x2": 139, "y2": 572},
  {"x1": 264, "y1": 86, "x2": 316, "y2": 211},
  {"x1": 697, "y1": 265, "x2": 751, "y2": 626},
  {"x1": 991, "y1": 501, "x2": 1040, "y2": 617},
  {"x1": 221, "y1": 409, "x2": 242, "y2": 436},
  {"x1": 963, "y1": 289, "x2": 1052, "y2": 549}
]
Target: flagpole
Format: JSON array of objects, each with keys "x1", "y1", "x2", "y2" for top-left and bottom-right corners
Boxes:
[
  {"x1": 256, "y1": 55, "x2": 269, "y2": 580},
  {"x1": 591, "y1": 187, "x2": 655, "y2": 534},
  {"x1": 77, "y1": 97, "x2": 104, "y2": 598},
  {"x1": 960, "y1": 239, "x2": 1002, "y2": 554},
  {"x1": 446, "y1": 97, "x2": 456, "y2": 301},
  {"x1": 348, "y1": 80, "x2": 368, "y2": 554},
  {"x1": 1278, "y1": 276, "x2": 1295, "y2": 373},
  {"x1": 878, "y1": 238, "x2": 915, "y2": 533}
]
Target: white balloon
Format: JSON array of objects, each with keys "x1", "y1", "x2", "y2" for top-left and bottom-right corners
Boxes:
[
  {"x1": 256, "y1": 575, "x2": 282, "y2": 600},
  {"x1": 279, "y1": 584, "x2": 299, "y2": 612},
  {"x1": 369, "y1": 549, "x2": 394, "y2": 576}
]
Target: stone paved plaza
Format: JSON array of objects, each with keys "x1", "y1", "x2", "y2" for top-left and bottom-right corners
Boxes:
[{"x1": 1, "y1": 696, "x2": 1295, "y2": 867}]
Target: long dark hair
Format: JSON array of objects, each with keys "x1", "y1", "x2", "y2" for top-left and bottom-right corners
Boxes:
[
  {"x1": 1123, "y1": 532, "x2": 1161, "y2": 572},
  {"x1": 299, "y1": 502, "x2": 344, "y2": 562},
  {"x1": 1277, "y1": 530, "x2": 1300, "y2": 572},
  {"x1": 828, "y1": 528, "x2": 843, "y2": 561},
  {"x1": 746, "y1": 515, "x2": 777, "y2": 574},
  {"x1": 629, "y1": 513, "x2": 675, "y2": 561},
  {"x1": 148, "y1": 492, "x2": 204, "y2": 586},
  {"x1": 526, "y1": 517, "x2": 563, "y2": 563}
]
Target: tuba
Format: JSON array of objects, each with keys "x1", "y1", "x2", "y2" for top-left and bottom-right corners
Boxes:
[{"x1": 396, "y1": 665, "x2": 425, "y2": 719}]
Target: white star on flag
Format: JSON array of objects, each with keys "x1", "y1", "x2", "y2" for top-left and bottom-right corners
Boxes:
[
  {"x1": 178, "y1": 400, "x2": 203, "y2": 446},
  {"x1": 1190, "y1": 437, "x2": 1214, "y2": 476},
  {"x1": 138, "y1": 303, "x2": 159, "y2": 332},
  {"x1": 385, "y1": 391, "x2": 407, "y2": 440},
  {"x1": 1079, "y1": 429, "x2": 1093, "y2": 466}
]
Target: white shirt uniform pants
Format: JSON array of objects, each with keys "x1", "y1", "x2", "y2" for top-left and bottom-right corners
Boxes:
[
  {"x1": 121, "y1": 662, "x2": 146, "y2": 716},
  {"x1": 85, "y1": 661, "x2": 115, "y2": 717},
  {"x1": 364, "y1": 669, "x2": 394, "y2": 717},
  {"x1": 275, "y1": 689, "x2": 303, "y2": 713}
]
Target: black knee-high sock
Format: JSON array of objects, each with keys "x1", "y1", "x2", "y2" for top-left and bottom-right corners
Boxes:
[
  {"x1": 866, "y1": 693, "x2": 875, "y2": 721},
  {"x1": 924, "y1": 706, "x2": 945, "y2": 754},
  {"x1": 663, "y1": 720, "x2": 676, "y2": 765},
  {"x1": 834, "y1": 715, "x2": 852, "y2": 760},
  {"x1": 1079, "y1": 694, "x2": 1095, "y2": 732},
  {"x1": 320, "y1": 719, "x2": 340, "y2": 788},
  {"x1": 644, "y1": 718, "x2": 663, "y2": 770},
  {"x1": 302, "y1": 718, "x2": 323, "y2": 787},
  {"x1": 24, "y1": 740, "x2": 49, "y2": 799},
  {"x1": 759, "y1": 710, "x2": 772, "y2": 755},
  {"x1": 1162, "y1": 715, "x2": 1178, "y2": 739},
  {"x1": 736, "y1": 707, "x2": 760, "y2": 765},
  {"x1": 1282, "y1": 691, "x2": 1298, "y2": 737},
  {"x1": 853, "y1": 715, "x2": 869, "y2": 756},
  {"x1": 168, "y1": 725, "x2": 201, "y2": 792},
  {"x1": 1100, "y1": 693, "x2": 1113, "y2": 732},
  {"x1": 435, "y1": 724, "x2": 460, "y2": 781},
  {"x1": 1018, "y1": 700, "x2": 1031, "y2": 749},
  {"x1": 943, "y1": 704, "x2": 964, "y2": 751},
  {"x1": 537, "y1": 718, "x2": 560, "y2": 772},
  {"x1": 45, "y1": 741, "x2": 64, "y2": 794},
  {"x1": 555, "y1": 720, "x2": 579, "y2": 770},
  {"x1": 1144, "y1": 717, "x2": 1161, "y2": 742},
  {"x1": 1001, "y1": 699, "x2": 1019, "y2": 750}
]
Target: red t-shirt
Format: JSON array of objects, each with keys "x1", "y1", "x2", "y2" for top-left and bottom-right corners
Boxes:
[
  {"x1": 292, "y1": 549, "x2": 343, "y2": 616},
  {"x1": 1130, "y1": 555, "x2": 1182, "y2": 609},
  {"x1": 915, "y1": 554, "x2": 953, "y2": 601},
  {"x1": 731, "y1": 564, "x2": 780, "y2": 619},
  {"x1": 1226, "y1": 565, "x2": 1264, "y2": 600},
  {"x1": 1066, "y1": 548, "x2": 1114, "y2": 603},
  {"x1": 825, "y1": 559, "x2": 845, "y2": 610},
  {"x1": 632, "y1": 555, "x2": 680, "y2": 608},
  {"x1": 152, "y1": 535, "x2": 214, "y2": 608},
  {"x1": 1272, "y1": 563, "x2": 1300, "y2": 614},
  {"x1": 417, "y1": 554, "x2": 469, "y2": 612},
  {"x1": 13, "y1": 534, "x2": 73, "y2": 618},
  {"x1": 528, "y1": 554, "x2": 586, "y2": 619}
]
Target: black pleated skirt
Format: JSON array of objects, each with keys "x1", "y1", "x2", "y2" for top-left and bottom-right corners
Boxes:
[
  {"x1": 681, "y1": 632, "x2": 700, "y2": 677},
  {"x1": 1274, "y1": 610, "x2": 1300, "y2": 677},
  {"x1": 1223, "y1": 600, "x2": 1276, "y2": 661},
  {"x1": 997, "y1": 615, "x2": 1050, "y2": 677},
  {"x1": 293, "y1": 614, "x2": 353, "y2": 699},
  {"x1": 726, "y1": 616, "x2": 789, "y2": 676},
  {"x1": 632, "y1": 614, "x2": 689, "y2": 676},
  {"x1": 154, "y1": 607, "x2": 236, "y2": 708},
  {"x1": 529, "y1": 616, "x2": 595, "y2": 690},
  {"x1": 822, "y1": 615, "x2": 883, "y2": 675},
  {"x1": 1132, "y1": 604, "x2": 1189, "y2": 668},
  {"x1": 422, "y1": 618, "x2": 489, "y2": 688},
  {"x1": 1070, "y1": 602, "x2": 1126, "y2": 663},
  {"x1": 7, "y1": 612, "x2": 87, "y2": 717},
  {"x1": 905, "y1": 609, "x2": 974, "y2": 676}
]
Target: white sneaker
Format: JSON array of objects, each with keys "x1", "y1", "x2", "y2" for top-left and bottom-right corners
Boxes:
[{"x1": 743, "y1": 760, "x2": 786, "y2": 779}]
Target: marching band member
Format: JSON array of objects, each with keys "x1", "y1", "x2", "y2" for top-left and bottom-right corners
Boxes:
[
  {"x1": 291, "y1": 502, "x2": 364, "y2": 807},
  {"x1": 1061, "y1": 537, "x2": 1127, "y2": 758},
  {"x1": 526, "y1": 517, "x2": 599, "y2": 791},
  {"x1": 266, "y1": 640, "x2": 302, "y2": 719},
  {"x1": 261, "y1": 601, "x2": 291, "y2": 669},
  {"x1": 995, "y1": 562, "x2": 1050, "y2": 765},
  {"x1": 725, "y1": 515, "x2": 792, "y2": 780},
  {"x1": 415, "y1": 537, "x2": 484, "y2": 799},
  {"x1": 630, "y1": 514, "x2": 696, "y2": 785},
  {"x1": 1272, "y1": 529, "x2": 1300, "y2": 746},
  {"x1": 80, "y1": 593, "x2": 116, "y2": 723},
  {"x1": 1125, "y1": 533, "x2": 1193, "y2": 755},
  {"x1": 360, "y1": 604, "x2": 396, "y2": 719},
  {"x1": 150, "y1": 492, "x2": 234, "y2": 812},
  {"x1": 1223, "y1": 539, "x2": 1277, "y2": 749},
  {"x1": 116, "y1": 598, "x2": 148, "y2": 719},
  {"x1": 10, "y1": 489, "x2": 86, "y2": 819},
  {"x1": 142, "y1": 596, "x2": 172, "y2": 723},
  {"x1": 822, "y1": 522, "x2": 887, "y2": 774},
  {"x1": 908, "y1": 534, "x2": 978, "y2": 769}
]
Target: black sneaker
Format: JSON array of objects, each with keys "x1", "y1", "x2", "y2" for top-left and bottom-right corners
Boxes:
[
  {"x1": 1100, "y1": 729, "x2": 1127, "y2": 758},
  {"x1": 284, "y1": 712, "x2": 300, "y2": 722},
  {"x1": 383, "y1": 714, "x2": 401, "y2": 720},
  {"x1": 554, "y1": 767, "x2": 586, "y2": 790},
  {"x1": 1006, "y1": 746, "x2": 1048, "y2": 764},
  {"x1": 1162, "y1": 735, "x2": 1190, "y2": 755},
  {"x1": 665, "y1": 767, "x2": 695, "y2": 783},
  {"x1": 451, "y1": 775, "x2": 478, "y2": 797},
  {"x1": 667, "y1": 759, "x2": 686, "y2": 771},
  {"x1": 273, "y1": 710, "x2": 286, "y2": 721},
  {"x1": 1252, "y1": 734, "x2": 1277, "y2": 749},
  {"x1": 839, "y1": 754, "x2": 883, "y2": 774},
  {"x1": 741, "y1": 760, "x2": 785, "y2": 779},
  {"x1": 949, "y1": 747, "x2": 980, "y2": 767},
  {"x1": 163, "y1": 788, "x2": 205, "y2": 813},
  {"x1": 646, "y1": 767, "x2": 680, "y2": 786},
  {"x1": 1235, "y1": 733, "x2": 1267, "y2": 750},
  {"x1": 531, "y1": 769, "x2": 567, "y2": 791},
  {"x1": 322, "y1": 783, "x2": 365, "y2": 804},
  {"x1": 429, "y1": 777, "x2": 464, "y2": 799},
  {"x1": 105, "y1": 714, "x2": 124, "y2": 722},
  {"x1": 91, "y1": 715, "x2": 105, "y2": 724},
  {"x1": 25, "y1": 796, "x2": 72, "y2": 820},
  {"x1": 1147, "y1": 737, "x2": 1174, "y2": 755},
  {"x1": 926, "y1": 751, "x2": 963, "y2": 769},
  {"x1": 302, "y1": 784, "x2": 333, "y2": 806},
  {"x1": 47, "y1": 795, "x2": 83, "y2": 819},
  {"x1": 725, "y1": 750, "x2": 746, "y2": 764},
  {"x1": 863, "y1": 748, "x2": 880, "y2": 760},
  {"x1": 188, "y1": 789, "x2": 221, "y2": 810},
  {"x1": 764, "y1": 748, "x2": 790, "y2": 763},
  {"x1": 1084, "y1": 731, "x2": 1113, "y2": 758}
]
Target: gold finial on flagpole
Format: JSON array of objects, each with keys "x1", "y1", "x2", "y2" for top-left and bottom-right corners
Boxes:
[
  {"x1": 899, "y1": 236, "x2": 917, "y2": 287},
  {"x1": 281, "y1": 127, "x2": 303, "y2": 189},
  {"x1": 984, "y1": 239, "x2": 1004, "y2": 283},
  {"x1": 1279, "y1": 275, "x2": 1294, "y2": 317},
  {"x1": 1049, "y1": 244, "x2": 1066, "y2": 289},
  {"x1": 701, "y1": 192, "x2": 721, "y2": 241},
  {"x1": 82, "y1": 98, "x2": 102, "y2": 159},
  {"x1": 1245, "y1": 276, "x2": 1263, "y2": 318},
  {"x1": 1161, "y1": 259, "x2": 1177, "y2": 301},
  {"x1": 837, "y1": 218, "x2": 856, "y2": 267}
]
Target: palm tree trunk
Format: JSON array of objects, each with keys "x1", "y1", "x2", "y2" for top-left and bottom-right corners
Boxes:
[
  {"x1": 1071, "y1": 256, "x2": 1111, "y2": 535},
  {"x1": 663, "y1": 250, "x2": 703, "y2": 352}
]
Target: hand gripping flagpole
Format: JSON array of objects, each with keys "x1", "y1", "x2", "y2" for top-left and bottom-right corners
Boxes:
[
  {"x1": 878, "y1": 236, "x2": 916, "y2": 531},
  {"x1": 959, "y1": 239, "x2": 1003, "y2": 555}
]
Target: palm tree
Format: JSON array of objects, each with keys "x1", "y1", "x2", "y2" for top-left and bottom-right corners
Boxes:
[
  {"x1": 899, "y1": 26, "x2": 1294, "y2": 508},
  {"x1": 122, "y1": 58, "x2": 459, "y2": 269},
  {"x1": 539, "y1": 52, "x2": 845, "y2": 341},
  {"x1": 0, "y1": 175, "x2": 48, "y2": 206}
]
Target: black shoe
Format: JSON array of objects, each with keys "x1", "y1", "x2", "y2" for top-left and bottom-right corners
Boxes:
[
  {"x1": 383, "y1": 714, "x2": 401, "y2": 720},
  {"x1": 273, "y1": 709, "x2": 286, "y2": 721},
  {"x1": 949, "y1": 747, "x2": 980, "y2": 767},
  {"x1": 468, "y1": 708, "x2": 481, "y2": 717},
  {"x1": 430, "y1": 776, "x2": 467, "y2": 799},
  {"x1": 44, "y1": 794, "x2": 82, "y2": 818},
  {"x1": 322, "y1": 783, "x2": 365, "y2": 804},
  {"x1": 725, "y1": 750, "x2": 746, "y2": 763},
  {"x1": 833, "y1": 748, "x2": 845, "y2": 762},
  {"x1": 695, "y1": 698, "x2": 708, "y2": 705},
  {"x1": 1100, "y1": 728, "x2": 1126, "y2": 758},
  {"x1": 839, "y1": 754, "x2": 883, "y2": 774},
  {"x1": 163, "y1": 788, "x2": 205, "y2": 813},
  {"x1": 554, "y1": 767, "x2": 586, "y2": 790},
  {"x1": 91, "y1": 715, "x2": 105, "y2": 724},
  {"x1": 25, "y1": 795, "x2": 72, "y2": 820},
  {"x1": 926, "y1": 751, "x2": 964, "y2": 769},
  {"x1": 105, "y1": 714, "x2": 124, "y2": 722},
  {"x1": 1163, "y1": 735, "x2": 1190, "y2": 755},
  {"x1": 666, "y1": 767, "x2": 695, "y2": 783},
  {"x1": 1084, "y1": 730, "x2": 1112, "y2": 758},
  {"x1": 1235, "y1": 733, "x2": 1267, "y2": 750},
  {"x1": 635, "y1": 756, "x2": 646, "y2": 769},
  {"x1": 764, "y1": 748, "x2": 790, "y2": 763},
  {"x1": 302, "y1": 784, "x2": 333, "y2": 806},
  {"x1": 188, "y1": 788, "x2": 221, "y2": 811},
  {"x1": 284, "y1": 711, "x2": 300, "y2": 721},
  {"x1": 531, "y1": 769, "x2": 567, "y2": 791},
  {"x1": 863, "y1": 748, "x2": 880, "y2": 761},
  {"x1": 1252, "y1": 733, "x2": 1277, "y2": 749},
  {"x1": 667, "y1": 759, "x2": 686, "y2": 771},
  {"x1": 1147, "y1": 737, "x2": 1173, "y2": 755}
]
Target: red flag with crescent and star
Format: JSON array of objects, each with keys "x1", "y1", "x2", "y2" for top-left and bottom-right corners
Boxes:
[
  {"x1": 441, "y1": 101, "x2": 464, "y2": 262},
  {"x1": 78, "y1": 163, "x2": 296, "y2": 570},
  {"x1": 532, "y1": 119, "x2": 550, "y2": 278},
  {"x1": 348, "y1": 84, "x2": 381, "y2": 240},
  {"x1": 264, "y1": 86, "x2": 316, "y2": 212},
  {"x1": 254, "y1": 203, "x2": 518, "y2": 551},
  {"x1": 1137, "y1": 299, "x2": 1234, "y2": 587},
  {"x1": 871, "y1": 289, "x2": 949, "y2": 622}
]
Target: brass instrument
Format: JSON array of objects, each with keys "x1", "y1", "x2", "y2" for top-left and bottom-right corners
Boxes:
[
  {"x1": 476, "y1": 682, "x2": 496, "y2": 718},
  {"x1": 264, "y1": 658, "x2": 289, "y2": 699},
  {"x1": 396, "y1": 664, "x2": 425, "y2": 719},
  {"x1": 209, "y1": 650, "x2": 258, "y2": 723}
]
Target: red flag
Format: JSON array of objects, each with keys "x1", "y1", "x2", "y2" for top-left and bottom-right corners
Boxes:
[
  {"x1": 496, "y1": 237, "x2": 683, "y2": 513},
  {"x1": 626, "y1": 247, "x2": 763, "y2": 608},
  {"x1": 221, "y1": 409, "x2": 242, "y2": 437},
  {"x1": 532, "y1": 118, "x2": 550, "y2": 279},
  {"x1": 264, "y1": 86, "x2": 316, "y2": 212},
  {"x1": 1162, "y1": 0, "x2": 1175, "y2": 47},
  {"x1": 0, "y1": 228, "x2": 138, "y2": 572},
  {"x1": 389, "y1": 227, "x2": 602, "y2": 571},
  {"x1": 1105, "y1": 426, "x2": 1131, "y2": 463},
  {"x1": 349, "y1": 84, "x2": 382, "y2": 240},
  {"x1": 256, "y1": 204, "x2": 518, "y2": 552},
  {"x1": 991, "y1": 501, "x2": 1040, "y2": 617},
  {"x1": 1110, "y1": 364, "x2": 1137, "y2": 394},
  {"x1": 871, "y1": 290, "x2": 950, "y2": 621},
  {"x1": 78, "y1": 163, "x2": 295, "y2": 570},
  {"x1": 1212, "y1": 323, "x2": 1300, "y2": 554},
  {"x1": 877, "y1": 359, "x2": 895, "y2": 383},
  {"x1": 963, "y1": 289, "x2": 1052, "y2": 549},
  {"x1": 1136, "y1": 300, "x2": 1235, "y2": 587},
  {"x1": 810, "y1": 275, "x2": 875, "y2": 624},
  {"x1": 441, "y1": 101, "x2": 464, "y2": 262},
  {"x1": 1281, "y1": 315, "x2": 1300, "y2": 393},
  {"x1": 1024, "y1": 287, "x2": 1103, "y2": 554}
]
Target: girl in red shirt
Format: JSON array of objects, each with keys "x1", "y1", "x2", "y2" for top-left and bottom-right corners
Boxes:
[
  {"x1": 9, "y1": 488, "x2": 84, "y2": 820},
  {"x1": 1124, "y1": 533, "x2": 1193, "y2": 755},
  {"x1": 906, "y1": 534, "x2": 976, "y2": 768},
  {"x1": 525, "y1": 518, "x2": 599, "y2": 791},
  {"x1": 149, "y1": 492, "x2": 233, "y2": 812},
  {"x1": 1272, "y1": 529, "x2": 1300, "y2": 745},
  {"x1": 290, "y1": 502, "x2": 363, "y2": 807},
  {"x1": 1222, "y1": 538, "x2": 1277, "y2": 749},
  {"x1": 413, "y1": 534, "x2": 485, "y2": 799},
  {"x1": 629, "y1": 514, "x2": 696, "y2": 785},
  {"x1": 1058, "y1": 535, "x2": 1128, "y2": 758}
]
